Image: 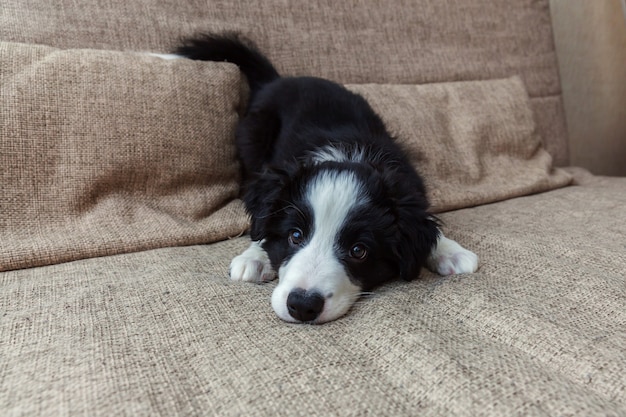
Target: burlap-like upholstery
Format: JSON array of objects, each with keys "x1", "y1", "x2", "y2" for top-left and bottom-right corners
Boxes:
[
  {"x1": 1, "y1": 45, "x2": 568, "y2": 271},
  {"x1": 1, "y1": 170, "x2": 624, "y2": 416},
  {"x1": 349, "y1": 78, "x2": 571, "y2": 212},
  {"x1": 2, "y1": 1, "x2": 625, "y2": 416},
  {"x1": 0, "y1": 42, "x2": 248, "y2": 271},
  {"x1": 0, "y1": 43, "x2": 569, "y2": 270},
  {"x1": 0, "y1": 0, "x2": 569, "y2": 165}
]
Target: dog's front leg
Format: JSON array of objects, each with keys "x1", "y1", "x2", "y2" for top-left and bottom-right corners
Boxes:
[
  {"x1": 426, "y1": 233, "x2": 479, "y2": 276},
  {"x1": 229, "y1": 240, "x2": 276, "y2": 283}
]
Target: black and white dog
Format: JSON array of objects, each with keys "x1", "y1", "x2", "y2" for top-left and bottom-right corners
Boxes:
[{"x1": 164, "y1": 33, "x2": 477, "y2": 323}]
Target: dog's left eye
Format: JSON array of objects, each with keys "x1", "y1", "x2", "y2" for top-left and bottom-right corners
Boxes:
[{"x1": 349, "y1": 244, "x2": 368, "y2": 261}]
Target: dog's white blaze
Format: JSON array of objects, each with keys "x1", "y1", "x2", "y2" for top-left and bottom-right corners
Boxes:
[{"x1": 271, "y1": 170, "x2": 368, "y2": 323}]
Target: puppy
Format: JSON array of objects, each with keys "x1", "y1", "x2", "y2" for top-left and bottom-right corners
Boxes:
[{"x1": 173, "y1": 33, "x2": 478, "y2": 323}]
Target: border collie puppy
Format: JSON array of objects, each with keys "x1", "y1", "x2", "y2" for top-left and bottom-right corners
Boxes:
[{"x1": 172, "y1": 33, "x2": 478, "y2": 323}]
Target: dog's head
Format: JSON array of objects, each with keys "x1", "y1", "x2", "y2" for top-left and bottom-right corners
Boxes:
[{"x1": 244, "y1": 159, "x2": 439, "y2": 324}]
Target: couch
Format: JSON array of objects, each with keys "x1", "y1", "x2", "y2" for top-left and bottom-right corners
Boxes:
[{"x1": 1, "y1": 1, "x2": 624, "y2": 416}]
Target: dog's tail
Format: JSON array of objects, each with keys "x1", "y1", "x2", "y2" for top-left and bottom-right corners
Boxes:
[{"x1": 175, "y1": 33, "x2": 280, "y2": 95}]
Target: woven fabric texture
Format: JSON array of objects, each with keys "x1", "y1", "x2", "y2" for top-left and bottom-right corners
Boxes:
[
  {"x1": 349, "y1": 78, "x2": 571, "y2": 212},
  {"x1": 1, "y1": 2, "x2": 624, "y2": 415},
  {"x1": 0, "y1": 42, "x2": 248, "y2": 271},
  {"x1": 1, "y1": 171, "x2": 624, "y2": 416},
  {"x1": 0, "y1": 0, "x2": 569, "y2": 165},
  {"x1": 1, "y1": 42, "x2": 569, "y2": 271}
]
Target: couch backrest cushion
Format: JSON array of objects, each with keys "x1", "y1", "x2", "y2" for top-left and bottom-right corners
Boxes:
[
  {"x1": 0, "y1": 0, "x2": 569, "y2": 165},
  {"x1": 348, "y1": 77, "x2": 571, "y2": 213},
  {"x1": 0, "y1": 42, "x2": 571, "y2": 271},
  {"x1": 0, "y1": 42, "x2": 249, "y2": 271}
]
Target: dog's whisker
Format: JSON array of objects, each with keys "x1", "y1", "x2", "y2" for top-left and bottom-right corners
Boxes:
[
  {"x1": 253, "y1": 205, "x2": 292, "y2": 219},
  {"x1": 358, "y1": 292, "x2": 375, "y2": 297},
  {"x1": 281, "y1": 201, "x2": 307, "y2": 222}
]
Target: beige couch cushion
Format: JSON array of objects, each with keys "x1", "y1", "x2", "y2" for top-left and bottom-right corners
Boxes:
[
  {"x1": 349, "y1": 77, "x2": 572, "y2": 212},
  {"x1": 0, "y1": 0, "x2": 569, "y2": 165},
  {"x1": 0, "y1": 43, "x2": 569, "y2": 271},
  {"x1": 0, "y1": 42, "x2": 248, "y2": 272},
  {"x1": 1, "y1": 170, "x2": 624, "y2": 416}
]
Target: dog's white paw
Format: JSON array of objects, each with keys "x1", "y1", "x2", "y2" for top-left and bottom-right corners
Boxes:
[
  {"x1": 229, "y1": 241, "x2": 276, "y2": 283},
  {"x1": 427, "y1": 235, "x2": 479, "y2": 276}
]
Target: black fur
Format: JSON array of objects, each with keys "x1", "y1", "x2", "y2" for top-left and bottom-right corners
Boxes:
[{"x1": 176, "y1": 33, "x2": 439, "y2": 288}]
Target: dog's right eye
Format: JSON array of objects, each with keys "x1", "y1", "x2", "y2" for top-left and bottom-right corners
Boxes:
[{"x1": 288, "y1": 229, "x2": 305, "y2": 247}]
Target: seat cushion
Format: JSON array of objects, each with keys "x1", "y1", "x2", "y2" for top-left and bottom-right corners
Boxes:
[{"x1": 1, "y1": 170, "x2": 624, "y2": 416}]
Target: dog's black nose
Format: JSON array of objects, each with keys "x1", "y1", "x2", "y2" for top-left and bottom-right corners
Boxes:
[{"x1": 286, "y1": 289, "x2": 325, "y2": 322}]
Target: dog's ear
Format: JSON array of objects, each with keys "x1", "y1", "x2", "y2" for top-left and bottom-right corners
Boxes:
[
  {"x1": 241, "y1": 166, "x2": 290, "y2": 241},
  {"x1": 383, "y1": 169, "x2": 440, "y2": 281},
  {"x1": 395, "y1": 209, "x2": 440, "y2": 281}
]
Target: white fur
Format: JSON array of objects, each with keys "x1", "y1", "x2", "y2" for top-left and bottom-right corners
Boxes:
[
  {"x1": 271, "y1": 170, "x2": 367, "y2": 323},
  {"x1": 229, "y1": 240, "x2": 275, "y2": 283},
  {"x1": 308, "y1": 145, "x2": 365, "y2": 164},
  {"x1": 427, "y1": 234, "x2": 479, "y2": 276}
]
